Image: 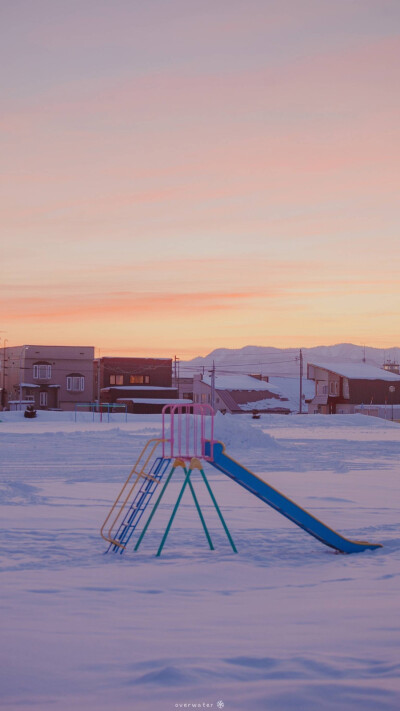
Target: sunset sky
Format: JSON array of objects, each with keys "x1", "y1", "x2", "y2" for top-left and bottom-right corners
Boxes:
[{"x1": 1, "y1": 0, "x2": 399, "y2": 357}]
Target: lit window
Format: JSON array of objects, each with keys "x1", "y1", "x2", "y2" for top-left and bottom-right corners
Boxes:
[
  {"x1": 33, "y1": 364, "x2": 51, "y2": 379},
  {"x1": 67, "y1": 375, "x2": 85, "y2": 392},
  {"x1": 110, "y1": 375, "x2": 123, "y2": 385},
  {"x1": 129, "y1": 375, "x2": 150, "y2": 384}
]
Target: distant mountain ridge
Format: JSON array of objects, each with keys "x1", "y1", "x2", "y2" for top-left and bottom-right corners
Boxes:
[{"x1": 182, "y1": 344, "x2": 400, "y2": 378}]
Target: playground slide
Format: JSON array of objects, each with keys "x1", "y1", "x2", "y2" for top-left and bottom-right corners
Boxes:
[{"x1": 206, "y1": 441, "x2": 382, "y2": 554}]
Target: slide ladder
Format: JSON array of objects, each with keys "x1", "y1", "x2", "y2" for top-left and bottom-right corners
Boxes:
[{"x1": 100, "y1": 438, "x2": 170, "y2": 553}]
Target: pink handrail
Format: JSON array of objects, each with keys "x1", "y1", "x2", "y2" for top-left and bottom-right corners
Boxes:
[{"x1": 162, "y1": 403, "x2": 215, "y2": 461}]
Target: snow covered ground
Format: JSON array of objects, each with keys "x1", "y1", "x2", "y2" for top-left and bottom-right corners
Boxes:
[{"x1": 1, "y1": 411, "x2": 399, "y2": 710}]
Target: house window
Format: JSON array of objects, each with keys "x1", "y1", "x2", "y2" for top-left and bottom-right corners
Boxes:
[
  {"x1": 322, "y1": 385, "x2": 328, "y2": 394},
  {"x1": 201, "y1": 393, "x2": 207, "y2": 403},
  {"x1": 33, "y1": 364, "x2": 51, "y2": 379},
  {"x1": 109, "y1": 375, "x2": 123, "y2": 385},
  {"x1": 330, "y1": 381, "x2": 339, "y2": 395},
  {"x1": 39, "y1": 391, "x2": 48, "y2": 407},
  {"x1": 129, "y1": 375, "x2": 150, "y2": 384},
  {"x1": 67, "y1": 375, "x2": 85, "y2": 392}
]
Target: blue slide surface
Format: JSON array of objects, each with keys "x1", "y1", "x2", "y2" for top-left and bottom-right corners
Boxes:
[{"x1": 206, "y1": 441, "x2": 382, "y2": 554}]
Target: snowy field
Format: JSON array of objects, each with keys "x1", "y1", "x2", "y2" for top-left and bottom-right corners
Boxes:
[{"x1": 1, "y1": 411, "x2": 400, "y2": 711}]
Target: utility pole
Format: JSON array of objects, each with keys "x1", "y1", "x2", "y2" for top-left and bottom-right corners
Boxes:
[
  {"x1": 2, "y1": 338, "x2": 7, "y2": 409},
  {"x1": 97, "y1": 357, "x2": 101, "y2": 410},
  {"x1": 174, "y1": 355, "x2": 178, "y2": 382},
  {"x1": 389, "y1": 385, "x2": 395, "y2": 421},
  {"x1": 19, "y1": 346, "x2": 28, "y2": 411},
  {"x1": 210, "y1": 360, "x2": 216, "y2": 411},
  {"x1": 299, "y1": 348, "x2": 303, "y2": 414}
]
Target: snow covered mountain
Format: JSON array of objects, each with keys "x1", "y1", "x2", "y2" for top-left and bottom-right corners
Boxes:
[{"x1": 181, "y1": 343, "x2": 400, "y2": 378}]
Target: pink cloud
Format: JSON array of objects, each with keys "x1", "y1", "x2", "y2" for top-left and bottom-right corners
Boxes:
[{"x1": 1, "y1": 290, "x2": 267, "y2": 323}]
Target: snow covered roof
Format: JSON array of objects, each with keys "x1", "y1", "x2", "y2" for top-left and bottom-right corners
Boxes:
[
  {"x1": 102, "y1": 386, "x2": 177, "y2": 391},
  {"x1": 116, "y1": 398, "x2": 191, "y2": 404},
  {"x1": 269, "y1": 377, "x2": 315, "y2": 405},
  {"x1": 20, "y1": 382, "x2": 60, "y2": 388},
  {"x1": 8, "y1": 399, "x2": 35, "y2": 404},
  {"x1": 202, "y1": 374, "x2": 272, "y2": 391},
  {"x1": 309, "y1": 362, "x2": 400, "y2": 381}
]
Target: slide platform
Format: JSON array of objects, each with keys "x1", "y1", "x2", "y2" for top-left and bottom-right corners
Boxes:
[{"x1": 206, "y1": 441, "x2": 382, "y2": 554}]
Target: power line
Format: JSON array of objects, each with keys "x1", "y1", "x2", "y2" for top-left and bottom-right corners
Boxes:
[
  {"x1": 179, "y1": 357, "x2": 299, "y2": 370},
  {"x1": 185, "y1": 348, "x2": 300, "y2": 358}
]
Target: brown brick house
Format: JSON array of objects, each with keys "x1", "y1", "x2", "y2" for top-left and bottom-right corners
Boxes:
[{"x1": 95, "y1": 357, "x2": 184, "y2": 413}]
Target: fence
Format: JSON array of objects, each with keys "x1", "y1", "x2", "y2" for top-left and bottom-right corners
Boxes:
[{"x1": 74, "y1": 402, "x2": 128, "y2": 423}]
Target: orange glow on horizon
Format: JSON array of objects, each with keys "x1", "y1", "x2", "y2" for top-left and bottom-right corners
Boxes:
[{"x1": 1, "y1": 2, "x2": 399, "y2": 356}]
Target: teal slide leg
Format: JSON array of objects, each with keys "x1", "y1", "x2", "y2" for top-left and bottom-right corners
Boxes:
[
  {"x1": 200, "y1": 469, "x2": 237, "y2": 553},
  {"x1": 156, "y1": 468, "x2": 193, "y2": 557},
  {"x1": 187, "y1": 478, "x2": 215, "y2": 551}
]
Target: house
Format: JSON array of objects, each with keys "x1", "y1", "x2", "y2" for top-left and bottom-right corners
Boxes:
[
  {"x1": 1, "y1": 345, "x2": 94, "y2": 411},
  {"x1": 307, "y1": 362, "x2": 400, "y2": 415},
  {"x1": 192, "y1": 373, "x2": 292, "y2": 414},
  {"x1": 95, "y1": 356, "x2": 187, "y2": 413},
  {"x1": 172, "y1": 375, "x2": 195, "y2": 401}
]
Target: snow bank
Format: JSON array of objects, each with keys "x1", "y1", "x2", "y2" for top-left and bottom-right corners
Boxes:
[
  {"x1": 213, "y1": 412, "x2": 279, "y2": 449},
  {"x1": 0, "y1": 409, "x2": 162, "y2": 434}
]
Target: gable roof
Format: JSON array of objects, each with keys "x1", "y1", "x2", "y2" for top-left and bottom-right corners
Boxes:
[
  {"x1": 202, "y1": 374, "x2": 273, "y2": 391},
  {"x1": 309, "y1": 362, "x2": 400, "y2": 382}
]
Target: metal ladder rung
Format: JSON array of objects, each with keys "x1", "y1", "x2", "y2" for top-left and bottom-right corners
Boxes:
[
  {"x1": 137, "y1": 486, "x2": 157, "y2": 495},
  {"x1": 122, "y1": 508, "x2": 146, "y2": 521},
  {"x1": 139, "y1": 472, "x2": 161, "y2": 483},
  {"x1": 125, "y1": 491, "x2": 154, "y2": 512}
]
